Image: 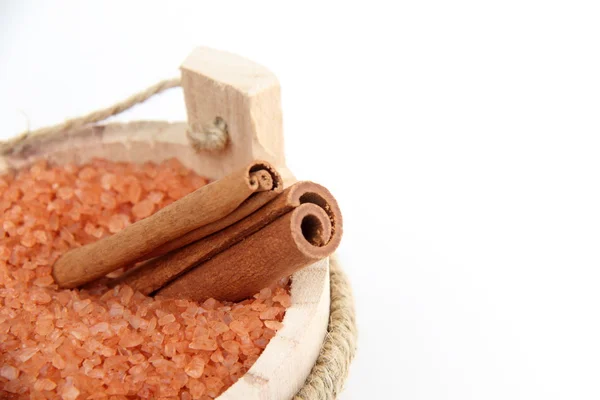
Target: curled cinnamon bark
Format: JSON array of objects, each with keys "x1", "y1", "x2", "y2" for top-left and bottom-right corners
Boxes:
[
  {"x1": 142, "y1": 188, "x2": 281, "y2": 260},
  {"x1": 146, "y1": 181, "x2": 343, "y2": 301},
  {"x1": 52, "y1": 161, "x2": 282, "y2": 289}
]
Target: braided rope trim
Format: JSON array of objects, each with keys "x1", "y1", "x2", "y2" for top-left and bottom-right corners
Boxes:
[{"x1": 294, "y1": 256, "x2": 358, "y2": 400}]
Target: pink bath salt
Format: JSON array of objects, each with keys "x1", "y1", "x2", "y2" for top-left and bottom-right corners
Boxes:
[
  {"x1": 259, "y1": 306, "x2": 282, "y2": 320},
  {"x1": 205, "y1": 376, "x2": 225, "y2": 397},
  {"x1": 128, "y1": 179, "x2": 143, "y2": 203},
  {"x1": 120, "y1": 285, "x2": 134, "y2": 305},
  {"x1": 147, "y1": 190, "x2": 165, "y2": 204},
  {"x1": 210, "y1": 320, "x2": 230, "y2": 335},
  {"x1": 35, "y1": 319, "x2": 54, "y2": 336},
  {"x1": 51, "y1": 354, "x2": 66, "y2": 370},
  {"x1": 187, "y1": 379, "x2": 206, "y2": 398},
  {"x1": 20, "y1": 231, "x2": 37, "y2": 248},
  {"x1": 32, "y1": 229, "x2": 50, "y2": 245},
  {"x1": 162, "y1": 321, "x2": 181, "y2": 335},
  {"x1": 210, "y1": 349, "x2": 225, "y2": 363},
  {"x1": 119, "y1": 332, "x2": 144, "y2": 348},
  {"x1": 33, "y1": 275, "x2": 54, "y2": 287},
  {"x1": 0, "y1": 365, "x2": 19, "y2": 380},
  {"x1": 78, "y1": 166, "x2": 97, "y2": 181},
  {"x1": 256, "y1": 287, "x2": 272, "y2": 300},
  {"x1": 69, "y1": 323, "x2": 91, "y2": 340},
  {"x1": 0, "y1": 158, "x2": 290, "y2": 400},
  {"x1": 56, "y1": 186, "x2": 74, "y2": 200},
  {"x1": 61, "y1": 377, "x2": 80, "y2": 400},
  {"x1": 30, "y1": 289, "x2": 52, "y2": 304},
  {"x1": 100, "y1": 173, "x2": 117, "y2": 190},
  {"x1": 273, "y1": 292, "x2": 292, "y2": 308},
  {"x1": 189, "y1": 336, "x2": 218, "y2": 351},
  {"x1": 132, "y1": 199, "x2": 155, "y2": 219},
  {"x1": 34, "y1": 378, "x2": 57, "y2": 391},
  {"x1": 264, "y1": 320, "x2": 284, "y2": 330},
  {"x1": 222, "y1": 340, "x2": 241, "y2": 355},
  {"x1": 0, "y1": 245, "x2": 10, "y2": 261},
  {"x1": 158, "y1": 313, "x2": 176, "y2": 326},
  {"x1": 229, "y1": 320, "x2": 248, "y2": 336},
  {"x1": 107, "y1": 213, "x2": 130, "y2": 233},
  {"x1": 185, "y1": 356, "x2": 206, "y2": 379}
]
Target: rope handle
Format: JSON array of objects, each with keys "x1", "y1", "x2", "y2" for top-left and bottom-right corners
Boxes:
[{"x1": 0, "y1": 78, "x2": 229, "y2": 156}]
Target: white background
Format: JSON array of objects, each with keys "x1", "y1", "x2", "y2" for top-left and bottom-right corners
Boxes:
[{"x1": 2, "y1": 1, "x2": 600, "y2": 399}]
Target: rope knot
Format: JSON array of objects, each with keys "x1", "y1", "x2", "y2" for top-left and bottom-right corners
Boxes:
[{"x1": 186, "y1": 116, "x2": 229, "y2": 152}]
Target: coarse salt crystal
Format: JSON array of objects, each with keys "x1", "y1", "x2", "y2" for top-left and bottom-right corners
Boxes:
[
  {"x1": 163, "y1": 321, "x2": 181, "y2": 335},
  {"x1": 0, "y1": 365, "x2": 19, "y2": 380},
  {"x1": 229, "y1": 320, "x2": 248, "y2": 335},
  {"x1": 273, "y1": 293, "x2": 292, "y2": 308},
  {"x1": 35, "y1": 319, "x2": 54, "y2": 336},
  {"x1": 56, "y1": 186, "x2": 74, "y2": 200},
  {"x1": 33, "y1": 378, "x2": 57, "y2": 391},
  {"x1": 188, "y1": 379, "x2": 206, "y2": 398},
  {"x1": 61, "y1": 377, "x2": 80, "y2": 400},
  {"x1": 172, "y1": 354, "x2": 188, "y2": 368},
  {"x1": 205, "y1": 376, "x2": 225, "y2": 397},
  {"x1": 222, "y1": 340, "x2": 240, "y2": 355},
  {"x1": 33, "y1": 275, "x2": 54, "y2": 287},
  {"x1": 210, "y1": 320, "x2": 230, "y2": 334},
  {"x1": 256, "y1": 287, "x2": 272, "y2": 300},
  {"x1": 158, "y1": 313, "x2": 176, "y2": 326},
  {"x1": 109, "y1": 303, "x2": 125, "y2": 317},
  {"x1": 73, "y1": 298, "x2": 92, "y2": 312},
  {"x1": 69, "y1": 323, "x2": 90, "y2": 340},
  {"x1": 32, "y1": 230, "x2": 49, "y2": 245},
  {"x1": 108, "y1": 214, "x2": 129, "y2": 233},
  {"x1": 78, "y1": 167, "x2": 97, "y2": 180},
  {"x1": 51, "y1": 354, "x2": 66, "y2": 370},
  {"x1": 0, "y1": 245, "x2": 10, "y2": 261},
  {"x1": 189, "y1": 336, "x2": 217, "y2": 351},
  {"x1": 119, "y1": 332, "x2": 144, "y2": 348},
  {"x1": 146, "y1": 316, "x2": 157, "y2": 334},
  {"x1": 120, "y1": 285, "x2": 134, "y2": 305},
  {"x1": 185, "y1": 356, "x2": 205, "y2": 379},
  {"x1": 110, "y1": 320, "x2": 128, "y2": 334},
  {"x1": 147, "y1": 191, "x2": 165, "y2": 204},
  {"x1": 259, "y1": 307, "x2": 281, "y2": 320},
  {"x1": 17, "y1": 348, "x2": 39, "y2": 362},
  {"x1": 264, "y1": 320, "x2": 284, "y2": 330},
  {"x1": 254, "y1": 337, "x2": 269, "y2": 348},
  {"x1": 210, "y1": 349, "x2": 225, "y2": 363},
  {"x1": 132, "y1": 199, "x2": 155, "y2": 219},
  {"x1": 128, "y1": 180, "x2": 143, "y2": 203}
]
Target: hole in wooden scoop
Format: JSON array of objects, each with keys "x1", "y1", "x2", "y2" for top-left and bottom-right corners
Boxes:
[{"x1": 213, "y1": 116, "x2": 227, "y2": 132}]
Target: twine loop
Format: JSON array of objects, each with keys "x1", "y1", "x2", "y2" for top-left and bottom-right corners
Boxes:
[
  {"x1": 0, "y1": 77, "x2": 230, "y2": 155},
  {"x1": 186, "y1": 116, "x2": 229, "y2": 152}
]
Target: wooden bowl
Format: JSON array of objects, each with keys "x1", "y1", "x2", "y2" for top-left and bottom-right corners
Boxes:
[{"x1": 0, "y1": 121, "x2": 331, "y2": 399}]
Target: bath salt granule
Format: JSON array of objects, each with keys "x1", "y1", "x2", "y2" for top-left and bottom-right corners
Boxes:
[{"x1": 0, "y1": 158, "x2": 290, "y2": 399}]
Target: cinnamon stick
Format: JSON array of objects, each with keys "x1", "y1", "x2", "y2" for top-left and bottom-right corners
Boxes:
[
  {"x1": 113, "y1": 190, "x2": 287, "y2": 294},
  {"x1": 52, "y1": 161, "x2": 282, "y2": 289},
  {"x1": 141, "y1": 190, "x2": 279, "y2": 261},
  {"x1": 156, "y1": 202, "x2": 339, "y2": 302},
  {"x1": 118, "y1": 181, "x2": 342, "y2": 300}
]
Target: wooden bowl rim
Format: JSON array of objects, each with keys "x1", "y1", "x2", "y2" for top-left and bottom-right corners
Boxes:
[{"x1": 0, "y1": 121, "x2": 330, "y2": 400}]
